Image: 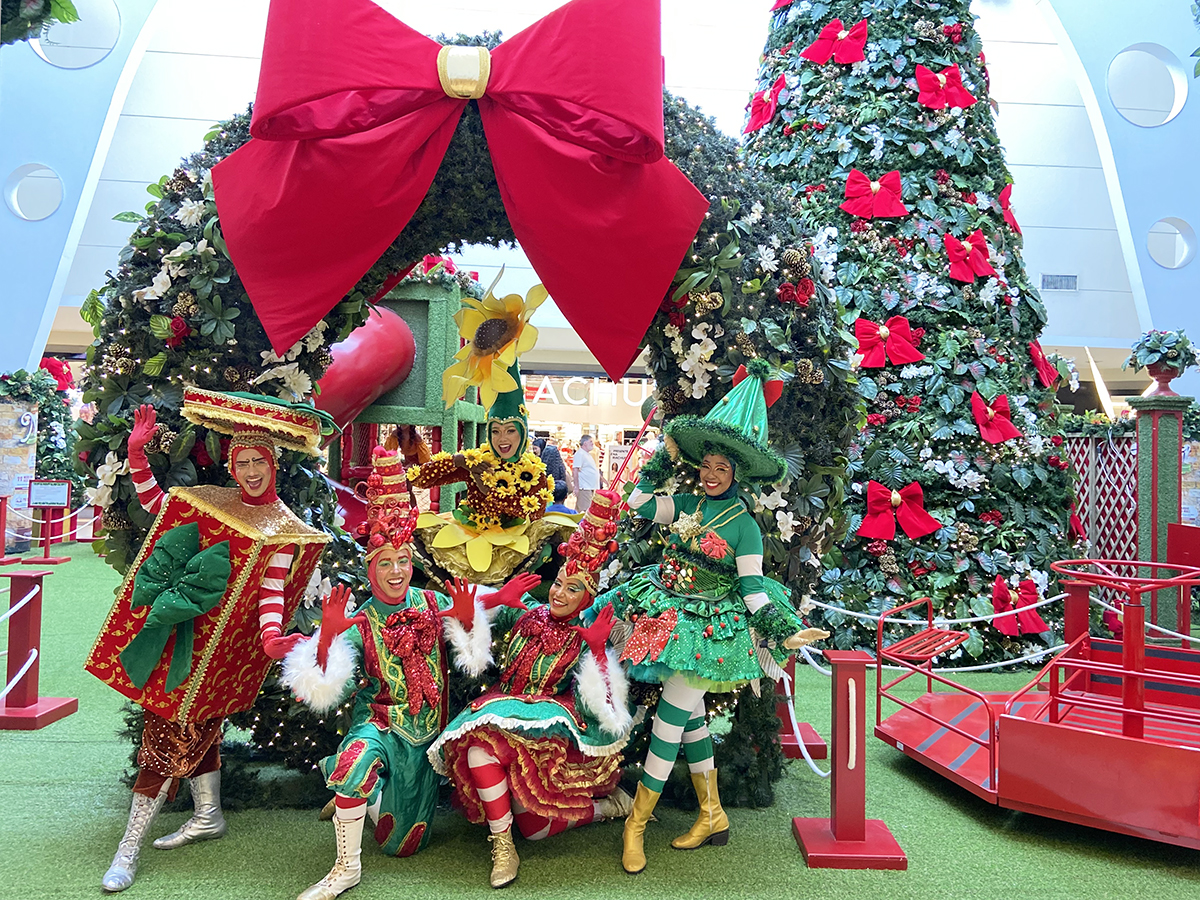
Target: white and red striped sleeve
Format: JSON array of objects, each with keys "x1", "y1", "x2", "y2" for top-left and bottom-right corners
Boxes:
[
  {"x1": 257, "y1": 543, "x2": 296, "y2": 648},
  {"x1": 127, "y1": 450, "x2": 166, "y2": 515}
]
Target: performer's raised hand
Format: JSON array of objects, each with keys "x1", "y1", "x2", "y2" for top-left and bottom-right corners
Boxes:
[
  {"x1": 573, "y1": 604, "x2": 616, "y2": 659},
  {"x1": 440, "y1": 577, "x2": 478, "y2": 627},
  {"x1": 127, "y1": 403, "x2": 158, "y2": 456},
  {"x1": 317, "y1": 584, "x2": 363, "y2": 669},
  {"x1": 486, "y1": 573, "x2": 539, "y2": 611}
]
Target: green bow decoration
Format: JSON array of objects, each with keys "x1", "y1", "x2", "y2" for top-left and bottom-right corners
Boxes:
[{"x1": 120, "y1": 522, "x2": 232, "y2": 693}]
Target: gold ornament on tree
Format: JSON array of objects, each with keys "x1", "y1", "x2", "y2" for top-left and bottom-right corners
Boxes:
[
  {"x1": 690, "y1": 291, "x2": 724, "y2": 315},
  {"x1": 735, "y1": 332, "x2": 758, "y2": 358}
]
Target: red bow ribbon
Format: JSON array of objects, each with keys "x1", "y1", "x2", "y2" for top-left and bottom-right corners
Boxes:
[
  {"x1": 855, "y1": 316, "x2": 925, "y2": 368},
  {"x1": 800, "y1": 18, "x2": 868, "y2": 64},
  {"x1": 858, "y1": 481, "x2": 941, "y2": 541},
  {"x1": 211, "y1": 0, "x2": 708, "y2": 382},
  {"x1": 971, "y1": 392, "x2": 1023, "y2": 444},
  {"x1": 839, "y1": 169, "x2": 908, "y2": 219},
  {"x1": 1068, "y1": 500, "x2": 1086, "y2": 542},
  {"x1": 1028, "y1": 340, "x2": 1061, "y2": 389},
  {"x1": 914, "y1": 63, "x2": 977, "y2": 110},
  {"x1": 620, "y1": 607, "x2": 678, "y2": 665},
  {"x1": 998, "y1": 183, "x2": 1021, "y2": 234},
  {"x1": 382, "y1": 607, "x2": 441, "y2": 716},
  {"x1": 991, "y1": 577, "x2": 1051, "y2": 636},
  {"x1": 945, "y1": 229, "x2": 996, "y2": 283},
  {"x1": 770, "y1": 0, "x2": 794, "y2": 10},
  {"x1": 744, "y1": 74, "x2": 788, "y2": 134},
  {"x1": 732, "y1": 364, "x2": 784, "y2": 407}
]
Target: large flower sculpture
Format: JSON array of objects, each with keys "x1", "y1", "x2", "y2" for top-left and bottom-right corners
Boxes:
[{"x1": 441, "y1": 277, "x2": 547, "y2": 409}]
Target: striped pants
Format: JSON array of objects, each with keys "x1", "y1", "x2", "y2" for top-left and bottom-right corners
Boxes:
[
  {"x1": 640, "y1": 673, "x2": 715, "y2": 793},
  {"x1": 466, "y1": 743, "x2": 598, "y2": 838}
]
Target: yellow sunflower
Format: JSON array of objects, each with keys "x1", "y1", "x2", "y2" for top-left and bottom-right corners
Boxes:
[
  {"x1": 512, "y1": 454, "x2": 544, "y2": 489},
  {"x1": 441, "y1": 275, "x2": 548, "y2": 409}
]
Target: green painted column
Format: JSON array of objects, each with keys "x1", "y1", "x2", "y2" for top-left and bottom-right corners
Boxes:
[{"x1": 1128, "y1": 393, "x2": 1192, "y2": 632}]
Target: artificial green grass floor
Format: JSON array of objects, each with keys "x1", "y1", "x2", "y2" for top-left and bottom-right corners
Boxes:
[{"x1": 1, "y1": 551, "x2": 1198, "y2": 899}]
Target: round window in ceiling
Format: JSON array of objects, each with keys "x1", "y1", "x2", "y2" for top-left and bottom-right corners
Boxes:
[
  {"x1": 4, "y1": 164, "x2": 64, "y2": 222},
  {"x1": 1146, "y1": 217, "x2": 1196, "y2": 269},
  {"x1": 30, "y1": 0, "x2": 121, "y2": 69},
  {"x1": 1107, "y1": 43, "x2": 1188, "y2": 127}
]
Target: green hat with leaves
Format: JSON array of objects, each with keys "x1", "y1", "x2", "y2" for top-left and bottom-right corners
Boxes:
[
  {"x1": 486, "y1": 361, "x2": 529, "y2": 461},
  {"x1": 665, "y1": 359, "x2": 785, "y2": 483}
]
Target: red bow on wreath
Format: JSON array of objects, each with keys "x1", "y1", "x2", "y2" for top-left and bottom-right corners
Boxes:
[
  {"x1": 839, "y1": 169, "x2": 908, "y2": 219},
  {"x1": 945, "y1": 229, "x2": 996, "y2": 283},
  {"x1": 1028, "y1": 340, "x2": 1060, "y2": 389},
  {"x1": 211, "y1": 0, "x2": 708, "y2": 382},
  {"x1": 998, "y1": 183, "x2": 1021, "y2": 234},
  {"x1": 858, "y1": 480, "x2": 941, "y2": 541},
  {"x1": 732, "y1": 363, "x2": 784, "y2": 407},
  {"x1": 744, "y1": 74, "x2": 788, "y2": 134},
  {"x1": 914, "y1": 63, "x2": 977, "y2": 110},
  {"x1": 991, "y1": 576, "x2": 1051, "y2": 636},
  {"x1": 855, "y1": 315, "x2": 925, "y2": 368},
  {"x1": 970, "y1": 392, "x2": 1023, "y2": 444},
  {"x1": 800, "y1": 18, "x2": 869, "y2": 65}
]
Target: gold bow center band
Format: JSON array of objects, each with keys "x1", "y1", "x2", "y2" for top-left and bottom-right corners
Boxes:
[
  {"x1": 890, "y1": 490, "x2": 902, "y2": 508},
  {"x1": 437, "y1": 45, "x2": 492, "y2": 100},
  {"x1": 877, "y1": 324, "x2": 890, "y2": 340}
]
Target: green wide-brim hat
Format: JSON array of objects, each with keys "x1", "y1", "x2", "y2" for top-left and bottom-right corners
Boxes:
[{"x1": 665, "y1": 360, "x2": 785, "y2": 483}]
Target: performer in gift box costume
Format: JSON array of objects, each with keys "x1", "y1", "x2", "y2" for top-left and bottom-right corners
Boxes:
[
  {"x1": 598, "y1": 360, "x2": 829, "y2": 874},
  {"x1": 427, "y1": 489, "x2": 635, "y2": 889},
  {"x1": 85, "y1": 388, "x2": 333, "y2": 892},
  {"x1": 281, "y1": 446, "x2": 535, "y2": 900}
]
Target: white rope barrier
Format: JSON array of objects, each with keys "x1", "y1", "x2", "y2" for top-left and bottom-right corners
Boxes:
[
  {"x1": 0, "y1": 586, "x2": 40, "y2": 627},
  {"x1": 0, "y1": 648, "x2": 38, "y2": 702},
  {"x1": 6, "y1": 513, "x2": 99, "y2": 541},
  {"x1": 8, "y1": 504, "x2": 94, "y2": 524},
  {"x1": 780, "y1": 667, "x2": 830, "y2": 778},
  {"x1": 806, "y1": 592, "x2": 1064, "y2": 627},
  {"x1": 1088, "y1": 595, "x2": 1196, "y2": 643},
  {"x1": 797, "y1": 641, "x2": 1069, "y2": 676}
]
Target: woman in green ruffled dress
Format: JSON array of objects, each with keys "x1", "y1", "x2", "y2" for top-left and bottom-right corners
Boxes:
[{"x1": 598, "y1": 360, "x2": 828, "y2": 874}]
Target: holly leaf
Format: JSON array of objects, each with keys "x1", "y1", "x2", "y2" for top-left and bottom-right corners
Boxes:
[
  {"x1": 142, "y1": 353, "x2": 168, "y2": 377},
  {"x1": 148, "y1": 315, "x2": 174, "y2": 340},
  {"x1": 964, "y1": 628, "x2": 984, "y2": 658},
  {"x1": 112, "y1": 211, "x2": 142, "y2": 223}
]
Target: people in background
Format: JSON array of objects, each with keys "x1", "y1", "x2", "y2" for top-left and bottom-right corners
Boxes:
[
  {"x1": 547, "y1": 480, "x2": 576, "y2": 515},
  {"x1": 572, "y1": 434, "x2": 602, "y2": 513},
  {"x1": 533, "y1": 437, "x2": 571, "y2": 495},
  {"x1": 386, "y1": 424, "x2": 432, "y2": 468}
]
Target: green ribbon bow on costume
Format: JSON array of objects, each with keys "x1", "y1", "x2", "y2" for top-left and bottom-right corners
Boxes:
[{"x1": 120, "y1": 522, "x2": 232, "y2": 693}]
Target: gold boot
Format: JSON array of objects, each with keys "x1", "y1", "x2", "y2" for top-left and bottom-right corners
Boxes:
[
  {"x1": 671, "y1": 769, "x2": 730, "y2": 849},
  {"x1": 621, "y1": 783, "x2": 661, "y2": 874},
  {"x1": 487, "y1": 828, "x2": 519, "y2": 889}
]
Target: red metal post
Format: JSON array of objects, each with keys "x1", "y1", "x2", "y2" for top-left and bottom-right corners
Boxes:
[
  {"x1": 429, "y1": 426, "x2": 443, "y2": 512},
  {"x1": 0, "y1": 496, "x2": 19, "y2": 565},
  {"x1": 775, "y1": 657, "x2": 827, "y2": 760},
  {"x1": 792, "y1": 649, "x2": 906, "y2": 869},
  {"x1": 0, "y1": 569, "x2": 76, "y2": 730},
  {"x1": 22, "y1": 508, "x2": 69, "y2": 565},
  {"x1": 1062, "y1": 580, "x2": 1090, "y2": 645},
  {"x1": 1122, "y1": 591, "x2": 1145, "y2": 739}
]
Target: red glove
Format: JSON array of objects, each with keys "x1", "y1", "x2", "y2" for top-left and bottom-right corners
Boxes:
[
  {"x1": 262, "y1": 632, "x2": 305, "y2": 660},
  {"x1": 572, "y1": 604, "x2": 616, "y2": 662},
  {"x1": 439, "y1": 577, "x2": 479, "y2": 628},
  {"x1": 485, "y1": 573, "x2": 540, "y2": 611},
  {"x1": 317, "y1": 584, "x2": 364, "y2": 670},
  {"x1": 127, "y1": 403, "x2": 157, "y2": 465}
]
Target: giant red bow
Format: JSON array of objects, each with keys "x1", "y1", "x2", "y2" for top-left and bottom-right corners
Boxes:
[
  {"x1": 971, "y1": 391, "x2": 1023, "y2": 444},
  {"x1": 744, "y1": 74, "x2": 788, "y2": 134},
  {"x1": 1028, "y1": 340, "x2": 1060, "y2": 389},
  {"x1": 915, "y1": 64, "x2": 977, "y2": 110},
  {"x1": 211, "y1": 0, "x2": 708, "y2": 382},
  {"x1": 858, "y1": 481, "x2": 941, "y2": 541},
  {"x1": 855, "y1": 316, "x2": 925, "y2": 368},
  {"x1": 801, "y1": 18, "x2": 868, "y2": 64},
  {"x1": 732, "y1": 364, "x2": 784, "y2": 407},
  {"x1": 945, "y1": 229, "x2": 996, "y2": 283},
  {"x1": 839, "y1": 169, "x2": 908, "y2": 219},
  {"x1": 998, "y1": 183, "x2": 1021, "y2": 234},
  {"x1": 620, "y1": 607, "x2": 678, "y2": 665},
  {"x1": 991, "y1": 577, "x2": 1051, "y2": 636}
]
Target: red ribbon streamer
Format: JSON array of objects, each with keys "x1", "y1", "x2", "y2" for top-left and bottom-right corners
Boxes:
[
  {"x1": 211, "y1": 0, "x2": 709, "y2": 382},
  {"x1": 858, "y1": 480, "x2": 941, "y2": 541},
  {"x1": 1029, "y1": 340, "x2": 1061, "y2": 389},
  {"x1": 991, "y1": 576, "x2": 1051, "y2": 636},
  {"x1": 999, "y1": 183, "x2": 1021, "y2": 234},
  {"x1": 800, "y1": 18, "x2": 868, "y2": 64},
  {"x1": 914, "y1": 63, "x2": 977, "y2": 110},
  {"x1": 839, "y1": 169, "x2": 908, "y2": 219},
  {"x1": 732, "y1": 364, "x2": 784, "y2": 408},
  {"x1": 970, "y1": 392, "x2": 1023, "y2": 444},
  {"x1": 744, "y1": 74, "x2": 788, "y2": 134},
  {"x1": 945, "y1": 229, "x2": 996, "y2": 283},
  {"x1": 855, "y1": 315, "x2": 925, "y2": 368}
]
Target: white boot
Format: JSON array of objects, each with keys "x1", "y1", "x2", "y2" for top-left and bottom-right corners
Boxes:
[
  {"x1": 298, "y1": 805, "x2": 365, "y2": 900},
  {"x1": 153, "y1": 770, "x2": 228, "y2": 849},
  {"x1": 102, "y1": 783, "x2": 170, "y2": 892},
  {"x1": 596, "y1": 786, "x2": 634, "y2": 820}
]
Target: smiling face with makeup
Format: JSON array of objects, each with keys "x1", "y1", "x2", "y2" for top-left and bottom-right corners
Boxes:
[
  {"x1": 489, "y1": 421, "x2": 523, "y2": 462},
  {"x1": 699, "y1": 453, "x2": 734, "y2": 497},
  {"x1": 232, "y1": 446, "x2": 275, "y2": 499},
  {"x1": 547, "y1": 568, "x2": 592, "y2": 620},
  {"x1": 368, "y1": 545, "x2": 414, "y2": 604}
]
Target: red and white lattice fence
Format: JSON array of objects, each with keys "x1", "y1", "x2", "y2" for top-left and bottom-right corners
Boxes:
[{"x1": 1063, "y1": 434, "x2": 1138, "y2": 603}]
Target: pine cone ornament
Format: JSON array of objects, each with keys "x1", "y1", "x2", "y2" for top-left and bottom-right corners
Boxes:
[
  {"x1": 692, "y1": 291, "x2": 724, "y2": 315},
  {"x1": 795, "y1": 359, "x2": 825, "y2": 385},
  {"x1": 102, "y1": 506, "x2": 133, "y2": 531},
  {"x1": 173, "y1": 292, "x2": 199, "y2": 317},
  {"x1": 313, "y1": 347, "x2": 335, "y2": 374},
  {"x1": 735, "y1": 331, "x2": 758, "y2": 358},
  {"x1": 781, "y1": 247, "x2": 803, "y2": 268},
  {"x1": 879, "y1": 550, "x2": 900, "y2": 576},
  {"x1": 113, "y1": 356, "x2": 136, "y2": 376},
  {"x1": 223, "y1": 366, "x2": 243, "y2": 386}
]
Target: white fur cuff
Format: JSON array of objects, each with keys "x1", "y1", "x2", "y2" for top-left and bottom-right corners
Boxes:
[
  {"x1": 575, "y1": 647, "x2": 633, "y2": 737},
  {"x1": 281, "y1": 629, "x2": 357, "y2": 714},
  {"x1": 443, "y1": 600, "x2": 493, "y2": 678}
]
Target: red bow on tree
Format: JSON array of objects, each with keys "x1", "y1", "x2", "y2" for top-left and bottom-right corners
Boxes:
[
  {"x1": 855, "y1": 316, "x2": 925, "y2": 368},
  {"x1": 858, "y1": 480, "x2": 941, "y2": 541},
  {"x1": 800, "y1": 18, "x2": 868, "y2": 64},
  {"x1": 839, "y1": 169, "x2": 908, "y2": 219},
  {"x1": 991, "y1": 577, "x2": 1051, "y2": 636},
  {"x1": 732, "y1": 363, "x2": 784, "y2": 407},
  {"x1": 914, "y1": 64, "x2": 977, "y2": 110},
  {"x1": 945, "y1": 229, "x2": 996, "y2": 283},
  {"x1": 1068, "y1": 500, "x2": 1086, "y2": 542},
  {"x1": 744, "y1": 74, "x2": 788, "y2": 134},
  {"x1": 211, "y1": 0, "x2": 708, "y2": 382},
  {"x1": 970, "y1": 391, "x2": 1023, "y2": 444},
  {"x1": 998, "y1": 183, "x2": 1021, "y2": 234},
  {"x1": 1028, "y1": 341, "x2": 1060, "y2": 389}
]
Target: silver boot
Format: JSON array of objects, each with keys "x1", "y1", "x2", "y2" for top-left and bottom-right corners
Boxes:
[
  {"x1": 152, "y1": 770, "x2": 227, "y2": 849},
  {"x1": 102, "y1": 783, "x2": 169, "y2": 892}
]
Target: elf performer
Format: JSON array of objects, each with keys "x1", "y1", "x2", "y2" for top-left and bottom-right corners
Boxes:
[
  {"x1": 281, "y1": 446, "x2": 536, "y2": 900},
  {"x1": 85, "y1": 389, "x2": 333, "y2": 892},
  {"x1": 427, "y1": 489, "x2": 636, "y2": 889},
  {"x1": 598, "y1": 360, "x2": 829, "y2": 874}
]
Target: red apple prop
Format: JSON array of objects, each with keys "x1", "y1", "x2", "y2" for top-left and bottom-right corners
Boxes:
[{"x1": 314, "y1": 307, "x2": 415, "y2": 437}]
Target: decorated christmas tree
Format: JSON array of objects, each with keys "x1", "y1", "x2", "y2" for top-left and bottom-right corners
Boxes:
[{"x1": 743, "y1": 0, "x2": 1079, "y2": 660}]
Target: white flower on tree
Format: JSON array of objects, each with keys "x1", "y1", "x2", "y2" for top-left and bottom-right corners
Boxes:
[
  {"x1": 175, "y1": 198, "x2": 207, "y2": 227},
  {"x1": 776, "y1": 509, "x2": 799, "y2": 543},
  {"x1": 757, "y1": 244, "x2": 779, "y2": 274},
  {"x1": 132, "y1": 268, "x2": 172, "y2": 303},
  {"x1": 255, "y1": 362, "x2": 313, "y2": 401},
  {"x1": 85, "y1": 451, "x2": 129, "y2": 509},
  {"x1": 756, "y1": 488, "x2": 788, "y2": 512}
]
